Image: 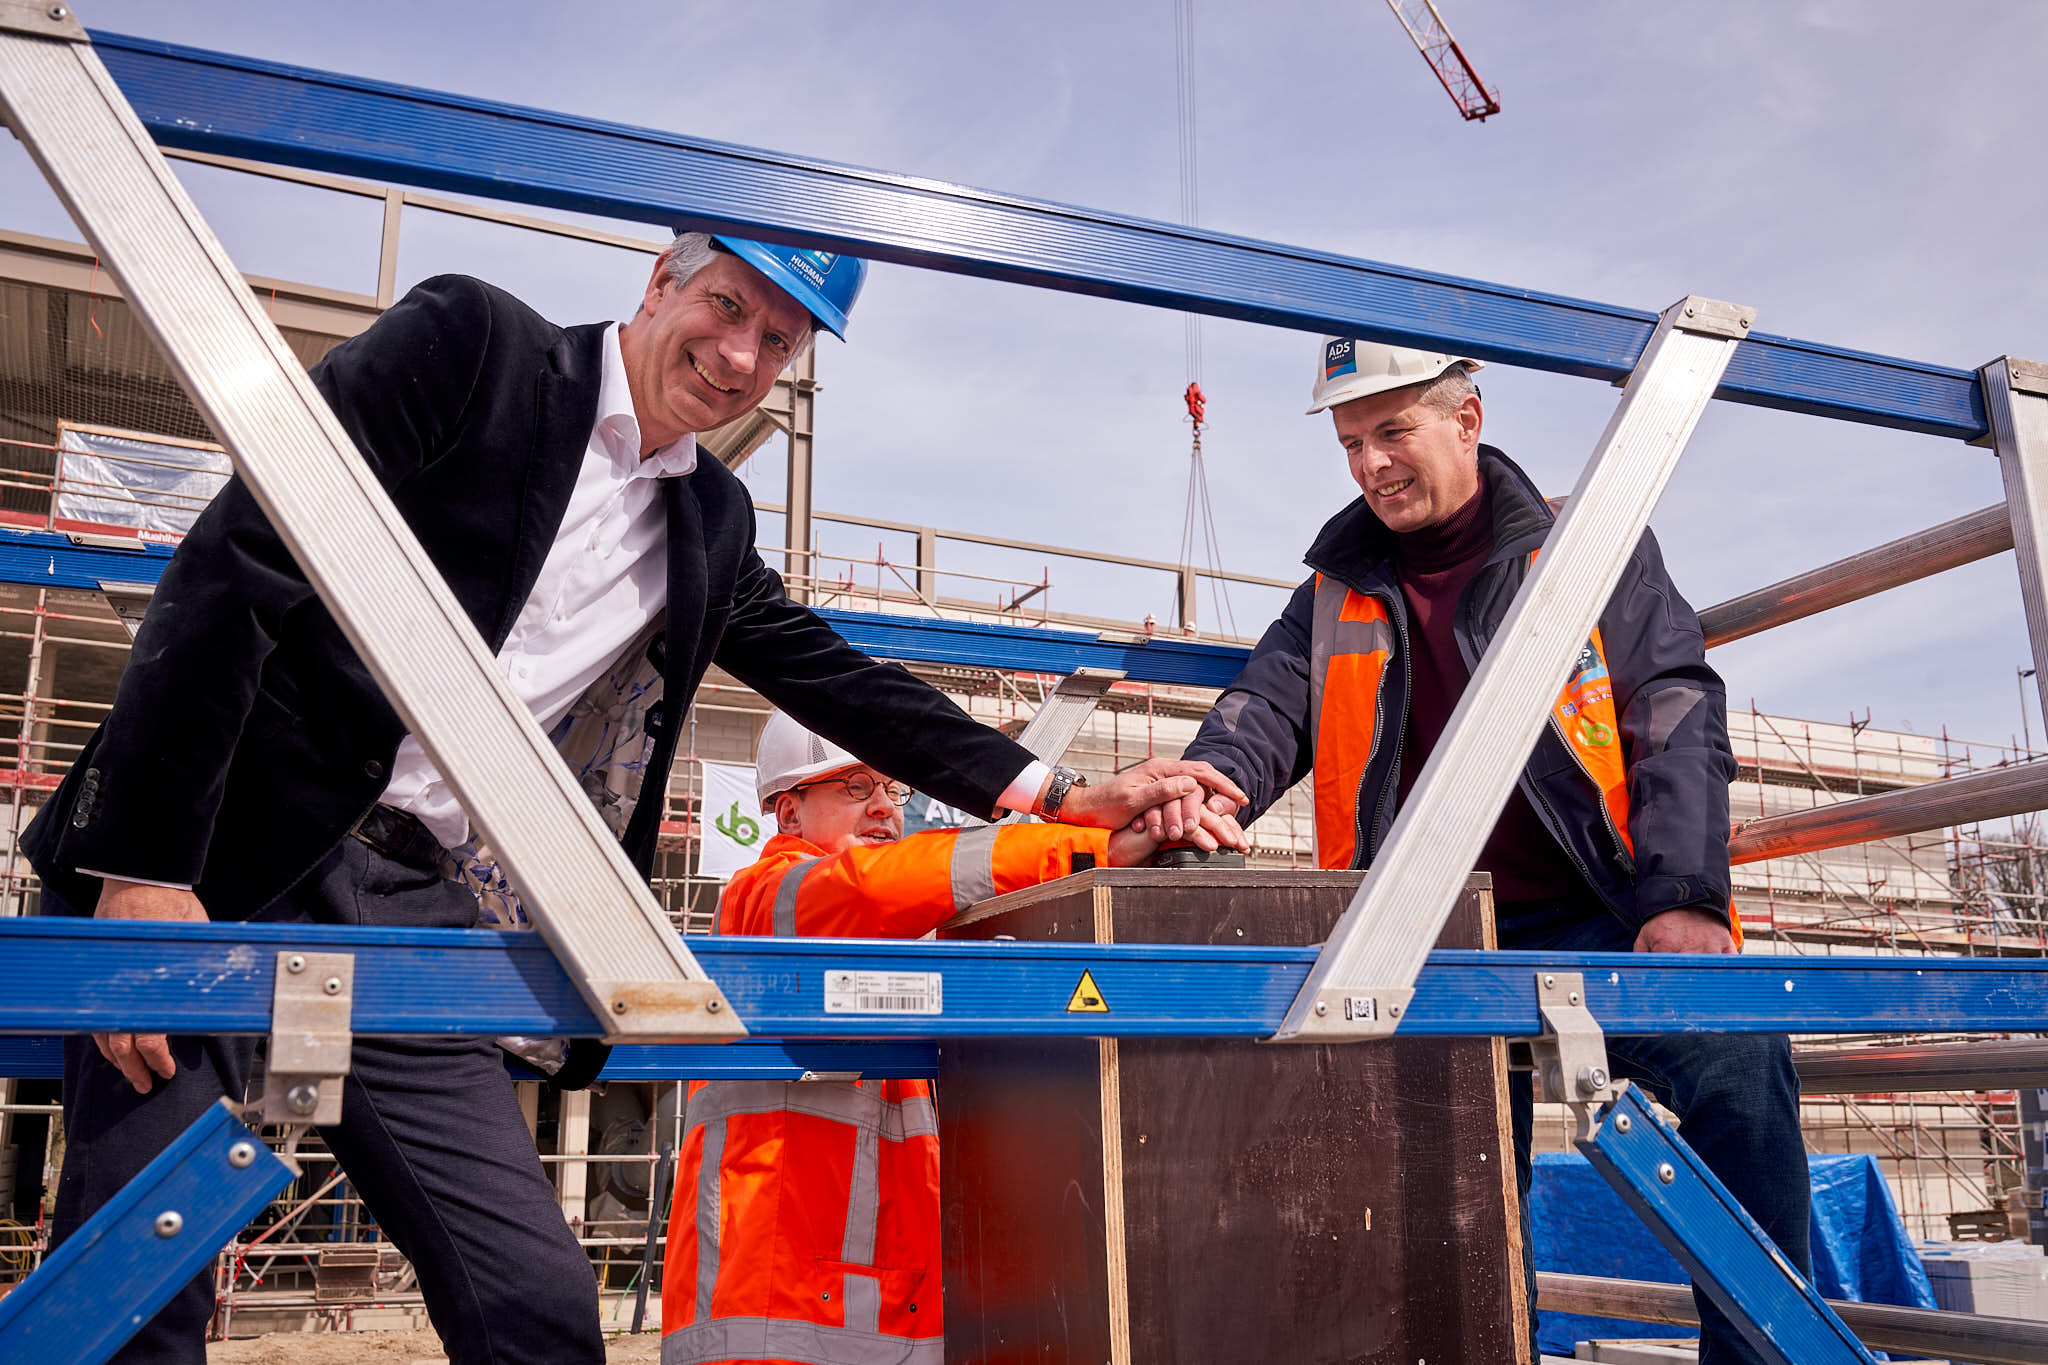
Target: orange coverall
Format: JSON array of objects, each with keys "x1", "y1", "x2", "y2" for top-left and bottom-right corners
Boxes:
[{"x1": 661, "y1": 822, "x2": 1109, "y2": 1365}]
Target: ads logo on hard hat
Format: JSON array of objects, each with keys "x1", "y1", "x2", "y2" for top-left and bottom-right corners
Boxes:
[
  {"x1": 1306, "y1": 335, "x2": 1485, "y2": 415},
  {"x1": 1323, "y1": 337, "x2": 1358, "y2": 382}
]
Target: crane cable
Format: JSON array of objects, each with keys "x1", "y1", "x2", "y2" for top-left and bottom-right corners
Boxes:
[{"x1": 1171, "y1": 0, "x2": 1236, "y2": 637}]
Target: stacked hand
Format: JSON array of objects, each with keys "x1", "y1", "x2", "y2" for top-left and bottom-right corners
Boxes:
[{"x1": 1046, "y1": 757, "x2": 1249, "y2": 853}]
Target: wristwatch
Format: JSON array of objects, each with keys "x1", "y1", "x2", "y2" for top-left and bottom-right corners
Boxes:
[{"x1": 1037, "y1": 764, "x2": 1089, "y2": 820}]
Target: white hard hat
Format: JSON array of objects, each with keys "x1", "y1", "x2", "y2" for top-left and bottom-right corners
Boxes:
[
  {"x1": 1307, "y1": 336, "x2": 1484, "y2": 415},
  {"x1": 754, "y1": 710, "x2": 861, "y2": 810}
]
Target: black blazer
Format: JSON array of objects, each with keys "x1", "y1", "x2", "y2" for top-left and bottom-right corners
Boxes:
[{"x1": 25, "y1": 275, "x2": 1031, "y2": 920}]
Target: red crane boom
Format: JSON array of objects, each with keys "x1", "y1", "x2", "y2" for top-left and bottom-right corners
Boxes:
[{"x1": 1383, "y1": 0, "x2": 1501, "y2": 122}]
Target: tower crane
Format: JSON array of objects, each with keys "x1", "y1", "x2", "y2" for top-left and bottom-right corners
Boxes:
[{"x1": 1384, "y1": 0, "x2": 1501, "y2": 122}]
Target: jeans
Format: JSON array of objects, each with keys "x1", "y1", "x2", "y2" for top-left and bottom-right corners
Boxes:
[
  {"x1": 47, "y1": 834, "x2": 603, "y2": 1365},
  {"x1": 1502, "y1": 907, "x2": 1810, "y2": 1365}
]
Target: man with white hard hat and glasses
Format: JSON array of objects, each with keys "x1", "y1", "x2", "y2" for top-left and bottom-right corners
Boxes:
[
  {"x1": 25, "y1": 232, "x2": 1248, "y2": 1365},
  {"x1": 663, "y1": 711, "x2": 1192, "y2": 1364},
  {"x1": 1175, "y1": 336, "x2": 1808, "y2": 1365}
]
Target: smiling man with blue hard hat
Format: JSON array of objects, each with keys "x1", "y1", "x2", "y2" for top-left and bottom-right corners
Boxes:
[{"x1": 23, "y1": 230, "x2": 1246, "y2": 1365}]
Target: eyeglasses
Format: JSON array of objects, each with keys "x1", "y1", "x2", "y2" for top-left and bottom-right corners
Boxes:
[{"x1": 791, "y1": 772, "x2": 913, "y2": 807}]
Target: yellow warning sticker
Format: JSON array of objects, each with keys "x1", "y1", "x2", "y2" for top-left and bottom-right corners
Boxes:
[{"x1": 1066, "y1": 969, "x2": 1110, "y2": 1014}]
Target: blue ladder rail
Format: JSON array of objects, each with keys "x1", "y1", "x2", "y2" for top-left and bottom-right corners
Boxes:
[
  {"x1": 1583, "y1": 1087, "x2": 1877, "y2": 1365},
  {"x1": 4, "y1": 919, "x2": 2048, "y2": 1041},
  {"x1": 0, "y1": 1099, "x2": 293, "y2": 1365}
]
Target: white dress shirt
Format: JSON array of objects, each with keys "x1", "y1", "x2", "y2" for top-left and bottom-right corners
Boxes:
[
  {"x1": 381, "y1": 322, "x2": 694, "y2": 848},
  {"x1": 378, "y1": 325, "x2": 1045, "y2": 846}
]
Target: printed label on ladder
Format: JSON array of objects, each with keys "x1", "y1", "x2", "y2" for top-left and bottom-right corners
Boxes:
[
  {"x1": 1066, "y1": 970, "x2": 1110, "y2": 1013},
  {"x1": 1343, "y1": 995, "x2": 1376, "y2": 1022},
  {"x1": 824, "y1": 970, "x2": 943, "y2": 1015}
]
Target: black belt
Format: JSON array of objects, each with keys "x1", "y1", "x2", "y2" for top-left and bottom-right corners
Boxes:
[{"x1": 351, "y1": 803, "x2": 448, "y2": 868}]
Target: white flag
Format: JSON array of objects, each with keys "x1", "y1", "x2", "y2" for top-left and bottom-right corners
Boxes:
[{"x1": 698, "y1": 762, "x2": 766, "y2": 880}]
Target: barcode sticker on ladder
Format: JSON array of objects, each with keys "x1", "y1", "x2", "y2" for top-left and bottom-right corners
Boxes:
[{"x1": 824, "y1": 970, "x2": 943, "y2": 1016}]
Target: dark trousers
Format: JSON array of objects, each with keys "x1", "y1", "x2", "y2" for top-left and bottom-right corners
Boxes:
[
  {"x1": 48, "y1": 835, "x2": 603, "y2": 1365},
  {"x1": 1502, "y1": 908, "x2": 1811, "y2": 1365}
]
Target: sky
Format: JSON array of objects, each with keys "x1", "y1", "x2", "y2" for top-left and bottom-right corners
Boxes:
[{"x1": 4, "y1": 2, "x2": 2047, "y2": 752}]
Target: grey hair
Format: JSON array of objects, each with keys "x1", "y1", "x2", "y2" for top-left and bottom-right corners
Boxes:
[
  {"x1": 1414, "y1": 361, "x2": 1478, "y2": 416},
  {"x1": 657, "y1": 231, "x2": 719, "y2": 292},
  {"x1": 655, "y1": 231, "x2": 820, "y2": 360}
]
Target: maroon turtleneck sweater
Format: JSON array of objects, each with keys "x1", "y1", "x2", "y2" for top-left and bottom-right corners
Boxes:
[{"x1": 1391, "y1": 485, "x2": 1583, "y2": 907}]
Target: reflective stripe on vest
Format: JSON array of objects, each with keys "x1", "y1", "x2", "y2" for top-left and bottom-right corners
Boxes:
[
  {"x1": 662, "y1": 1317, "x2": 943, "y2": 1365},
  {"x1": 772, "y1": 855, "x2": 823, "y2": 936},
  {"x1": 682, "y1": 1078, "x2": 937, "y2": 1350},
  {"x1": 1306, "y1": 573, "x2": 1395, "y2": 870},
  {"x1": 948, "y1": 824, "x2": 1000, "y2": 911}
]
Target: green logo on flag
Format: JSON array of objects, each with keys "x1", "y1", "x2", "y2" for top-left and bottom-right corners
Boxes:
[{"x1": 715, "y1": 801, "x2": 760, "y2": 846}]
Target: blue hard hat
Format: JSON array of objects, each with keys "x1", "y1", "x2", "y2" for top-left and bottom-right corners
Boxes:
[{"x1": 712, "y1": 235, "x2": 867, "y2": 340}]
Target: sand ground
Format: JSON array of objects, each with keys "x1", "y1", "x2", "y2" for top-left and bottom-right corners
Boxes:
[{"x1": 206, "y1": 1329, "x2": 663, "y2": 1363}]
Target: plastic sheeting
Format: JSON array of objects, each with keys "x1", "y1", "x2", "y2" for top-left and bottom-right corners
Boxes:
[
  {"x1": 55, "y1": 426, "x2": 229, "y2": 536},
  {"x1": 1530, "y1": 1151, "x2": 1935, "y2": 1357}
]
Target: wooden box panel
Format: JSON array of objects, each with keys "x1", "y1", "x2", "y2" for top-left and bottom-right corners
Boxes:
[{"x1": 940, "y1": 870, "x2": 1526, "y2": 1365}]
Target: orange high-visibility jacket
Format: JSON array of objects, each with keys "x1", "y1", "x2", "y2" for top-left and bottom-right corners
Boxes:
[
  {"x1": 661, "y1": 823, "x2": 1109, "y2": 1365},
  {"x1": 1306, "y1": 570, "x2": 1740, "y2": 945}
]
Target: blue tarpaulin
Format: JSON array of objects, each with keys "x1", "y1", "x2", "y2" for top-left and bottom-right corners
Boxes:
[{"x1": 1531, "y1": 1151, "x2": 1936, "y2": 1356}]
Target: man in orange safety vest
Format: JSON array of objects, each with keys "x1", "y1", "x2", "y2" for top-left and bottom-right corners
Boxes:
[
  {"x1": 662, "y1": 712, "x2": 1188, "y2": 1365},
  {"x1": 1177, "y1": 338, "x2": 1807, "y2": 1365}
]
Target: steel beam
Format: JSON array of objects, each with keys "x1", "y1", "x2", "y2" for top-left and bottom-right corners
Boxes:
[
  {"x1": 1537, "y1": 1272, "x2": 2048, "y2": 1365},
  {"x1": 1698, "y1": 503, "x2": 2013, "y2": 647},
  {"x1": 1275, "y1": 296, "x2": 1753, "y2": 1041},
  {"x1": 816, "y1": 608, "x2": 1248, "y2": 688},
  {"x1": 0, "y1": 17, "x2": 735, "y2": 1038},
  {"x1": 71, "y1": 30, "x2": 1988, "y2": 439},
  {"x1": 1727, "y1": 758, "x2": 2048, "y2": 865}
]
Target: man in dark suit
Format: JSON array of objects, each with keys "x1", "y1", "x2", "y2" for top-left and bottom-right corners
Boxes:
[{"x1": 27, "y1": 232, "x2": 1245, "y2": 1364}]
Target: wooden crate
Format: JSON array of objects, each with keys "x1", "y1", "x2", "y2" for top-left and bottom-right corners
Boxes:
[{"x1": 940, "y1": 869, "x2": 1526, "y2": 1364}]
